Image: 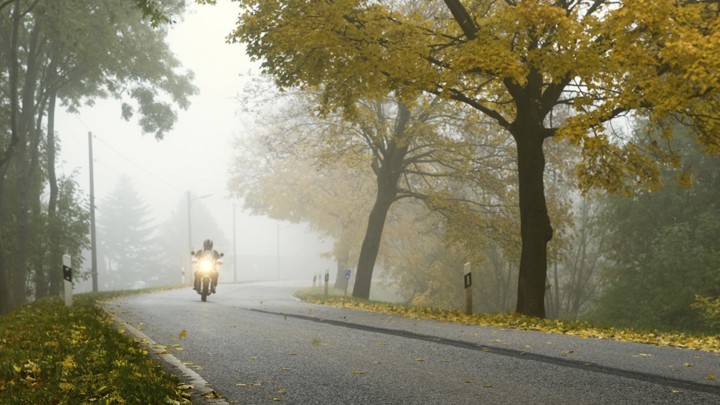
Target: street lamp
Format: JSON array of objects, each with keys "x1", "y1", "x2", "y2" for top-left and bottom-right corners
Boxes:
[{"x1": 187, "y1": 191, "x2": 213, "y2": 282}]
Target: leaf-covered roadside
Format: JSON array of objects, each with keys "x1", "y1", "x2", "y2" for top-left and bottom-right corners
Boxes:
[
  {"x1": 296, "y1": 290, "x2": 720, "y2": 354},
  {"x1": 0, "y1": 292, "x2": 191, "y2": 404}
]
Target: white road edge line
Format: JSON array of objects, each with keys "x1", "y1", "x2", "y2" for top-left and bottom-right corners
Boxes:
[{"x1": 100, "y1": 303, "x2": 229, "y2": 405}]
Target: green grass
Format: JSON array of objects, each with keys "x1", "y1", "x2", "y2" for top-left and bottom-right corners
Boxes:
[
  {"x1": 295, "y1": 288, "x2": 720, "y2": 354},
  {"x1": 0, "y1": 289, "x2": 191, "y2": 404}
]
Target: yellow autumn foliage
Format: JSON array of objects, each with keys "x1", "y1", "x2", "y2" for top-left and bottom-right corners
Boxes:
[{"x1": 232, "y1": 0, "x2": 720, "y2": 191}]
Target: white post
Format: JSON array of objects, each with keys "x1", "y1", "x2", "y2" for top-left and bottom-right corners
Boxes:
[
  {"x1": 324, "y1": 270, "x2": 329, "y2": 297},
  {"x1": 62, "y1": 254, "x2": 72, "y2": 307}
]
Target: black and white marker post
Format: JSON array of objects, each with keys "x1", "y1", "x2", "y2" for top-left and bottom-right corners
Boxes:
[
  {"x1": 62, "y1": 254, "x2": 72, "y2": 307},
  {"x1": 324, "y1": 271, "x2": 329, "y2": 297},
  {"x1": 464, "y1": 262, "x2": 472, "y2": 315}
]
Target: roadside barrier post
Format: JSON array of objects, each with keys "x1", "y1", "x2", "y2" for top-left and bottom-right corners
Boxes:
[
  {"x1": 464, "y1": 262, "x2": 472, "y2": 315},
  {"x1": 63, "y1": 254, "x2": 72, "y2": 308},
  {"x1": 343, "y1": 269, "x2": 352, "y2": 296},
  {"x1": 324, "y1": 271, "x2": 329, "y2": 297}
]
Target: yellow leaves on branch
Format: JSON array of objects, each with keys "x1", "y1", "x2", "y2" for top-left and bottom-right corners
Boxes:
[{"x1": 234, "y1": 0, "x2": 720, "y2": 195}]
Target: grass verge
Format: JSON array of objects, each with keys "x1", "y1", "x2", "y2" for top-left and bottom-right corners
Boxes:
[
  {"x1": 0, "y1": 289, "x2": 192, "y2": 404},
  {"x1": 296, "y1": 288, "x2": 720, "y2": 354}
]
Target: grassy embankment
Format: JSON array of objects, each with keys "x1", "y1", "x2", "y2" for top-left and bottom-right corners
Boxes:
[
  {"x1": 0, "y1": 290, "x2": 192, "y2": 404},
  {"x1": 296, "y1": 287, "x2": 720, "y2": 355}
]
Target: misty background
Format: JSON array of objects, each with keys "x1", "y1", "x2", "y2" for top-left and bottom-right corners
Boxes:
[
  {"x1": 1, "y1": 0, "x2": 717, "y2": 335},
  {"x1": 54, "y1": 2, "x2": 335, "y2": 290}
]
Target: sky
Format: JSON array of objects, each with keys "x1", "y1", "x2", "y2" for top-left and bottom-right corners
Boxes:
[{"x1": 54, "y1": 1, "x2": 335, "y2": 282}]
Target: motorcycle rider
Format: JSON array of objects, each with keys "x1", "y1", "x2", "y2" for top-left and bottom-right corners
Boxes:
[{"x1": 193, "y1": 239, "x2": 222, "y2": 293}]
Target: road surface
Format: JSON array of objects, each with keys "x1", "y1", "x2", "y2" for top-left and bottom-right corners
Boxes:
[{"x1": 103, "y1": 281, "x2": 720, "y2": 404}]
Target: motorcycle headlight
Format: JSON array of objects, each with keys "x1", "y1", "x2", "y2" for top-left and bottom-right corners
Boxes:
[{"x1": 200, "y1": 259, "x2": 213, "y2": 272}]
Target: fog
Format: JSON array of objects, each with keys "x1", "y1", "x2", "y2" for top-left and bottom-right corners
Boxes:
[{"x1": 54, "y1": 2, "x2": 335, "y2": 288}]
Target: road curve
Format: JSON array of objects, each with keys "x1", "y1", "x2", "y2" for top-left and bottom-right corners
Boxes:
[{"x1": 103, "y1": 281, "x2": 720, "y2": 405}]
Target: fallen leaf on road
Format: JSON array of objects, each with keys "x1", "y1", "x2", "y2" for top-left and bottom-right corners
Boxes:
[{"x1": 203, "y1": 391, "x2": 221, "y2": 399}]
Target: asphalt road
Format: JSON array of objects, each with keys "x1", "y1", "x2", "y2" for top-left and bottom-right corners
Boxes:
[{"x1": 104, "y1": 281, "x2": 720, "y2": 404}]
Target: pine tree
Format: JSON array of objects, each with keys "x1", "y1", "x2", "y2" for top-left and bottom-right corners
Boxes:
[{"x1": 97, "y1": 175, "x2": 162, "y2": 290}]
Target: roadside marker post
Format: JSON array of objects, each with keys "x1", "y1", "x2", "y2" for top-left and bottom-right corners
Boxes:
[
  {"x1": 62, "y1": 254, "x2": 72, "y2": 308},
  {"x1": 344, "y1": 269, "x2": 352, "y2": 296},
  {"x1": 324, "y1": 271, "x2": 329, "y2": 297},
  {"x1": 464, "y1": 262, "x2": 472, "y2": 315}
]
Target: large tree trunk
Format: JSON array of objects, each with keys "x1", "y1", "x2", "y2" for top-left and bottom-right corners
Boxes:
[
  {"x1": 352, "y1": 103, "x2": 410, "y2": 300},
  {"x1": 46, "y1": 91, "x2": 62, "y2": 296},
  {"x1": 11, "y1": 22, "x2": 42, "y2": 307},
  {"x1": 352, "y1": 190, "x2": 395, "y2": 300},
  {"x1": 0, "y1": 175, "x2": 9, "y2": 315},
  {"x1": 0, "y1": 0, "x2": 23, "y2": 314},
  {"x1": 514, "y1": 131, "x2": 553, "y2": 318},
  {"x1": 12, "y1": 129, "x2": 30, "y2": 307}
]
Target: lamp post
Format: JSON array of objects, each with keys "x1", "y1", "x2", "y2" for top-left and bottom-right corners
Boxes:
[{"x1": 187, "y1": 191, "x2": 213, "y2": 282}]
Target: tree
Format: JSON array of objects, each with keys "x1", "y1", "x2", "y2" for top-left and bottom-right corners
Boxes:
[
  {"x1": 590, "y1": 125, "x2": 720, "y2": 331},
  {"x1": 97, "y1": 176, "x2": 162, "y2": 290},
  {"x1": 229, "y1": 76, "x2": 511, "y2": 300},
  {"x1": 39, "y1": 175, "x2": 92, "y2": 297},
  {"x1": 0, "y1": 0, "x2": 195, "y2": 313},
  {"x1": 227, "y1": 0, "x2": 720, "y2": 317},
  {"x1": 229, "y1": 130, "x2": 374, "y2": 285}
]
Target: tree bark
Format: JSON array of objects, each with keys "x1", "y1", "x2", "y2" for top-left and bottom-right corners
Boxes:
[
  {"x1": 514, "y1": 131, "x2": 553, "y2": 318},
  {"x1": 0, "y1": 174, "x2": 8, "y2": 315},
  {"x1": 43, "y1": 91, "x2": 60, "y2": 297},
  {"x1": 0, "y1": 0, "x2": 23, "y2": 315},
  {"x1": 352, "y1": 190, "x2": 395, "y2": 300},
  {"x1": 352, "y1": 104, "x2": 410, "y2": 300},
  {"x1": 11, "y1": 21, "x2": 42, "y2": 307}
]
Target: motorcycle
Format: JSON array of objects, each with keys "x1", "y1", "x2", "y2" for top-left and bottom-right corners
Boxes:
[{"x1": 190, "y1": 251, "x2": 223, "y2": 302}]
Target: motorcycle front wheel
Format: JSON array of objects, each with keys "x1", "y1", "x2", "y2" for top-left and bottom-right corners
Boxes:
[{"x1": 201, "y1": 279, "x2": 210, "y2": 302}]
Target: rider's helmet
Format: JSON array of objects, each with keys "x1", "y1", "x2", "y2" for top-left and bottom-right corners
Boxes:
[{"x1": 203, "y1": 239, "x2": 213, "y2": 251}]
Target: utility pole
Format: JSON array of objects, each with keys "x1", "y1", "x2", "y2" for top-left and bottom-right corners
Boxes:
[
  {"x1": 88, "y1": 132, "x2": 98, "y2": 292},
  {"x1": 233, "y1": 204, "x2": 237, "y2": 282},
  {"x1": 187, "y1": 191, "x2": 193, "y2": 282}
]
